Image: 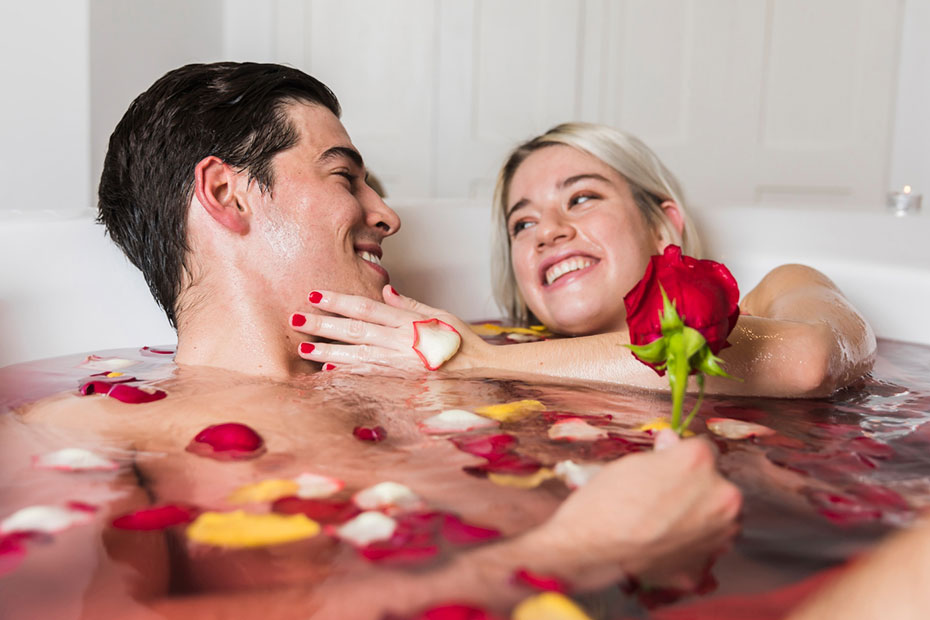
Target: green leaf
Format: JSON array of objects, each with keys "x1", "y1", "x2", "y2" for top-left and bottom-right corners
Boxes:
[{"x1": 625, "y1": 338, "x2": 668, "y2": 364}]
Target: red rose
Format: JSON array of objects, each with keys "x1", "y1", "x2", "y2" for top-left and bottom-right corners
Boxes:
[{"x1": 624, "y1": 245, "x2": 739, "y2": 373}]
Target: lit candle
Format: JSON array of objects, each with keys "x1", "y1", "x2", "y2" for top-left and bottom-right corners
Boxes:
[{"x1": 887, "y1": 185, "x2": 922, "y2": 215}]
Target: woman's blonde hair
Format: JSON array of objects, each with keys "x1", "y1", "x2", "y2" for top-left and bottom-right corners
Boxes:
[{"x1": 491, "y1": 122, "x2": 702, "y2": 324}]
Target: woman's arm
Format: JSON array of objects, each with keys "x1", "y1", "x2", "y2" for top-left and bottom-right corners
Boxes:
[{"x1": 293, "y1": 264, "x2": 875, "y2": 397}]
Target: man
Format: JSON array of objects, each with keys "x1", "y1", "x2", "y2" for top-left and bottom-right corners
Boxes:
[{"x1": 2, "y1": 63, "x2": 739, "y2": 618}]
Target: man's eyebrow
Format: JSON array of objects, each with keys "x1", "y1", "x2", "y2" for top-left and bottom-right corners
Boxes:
[
  {"x1": 317, "y1": 146, "x2": 364, "y2": 169},
  {"x1": 507, "y1": 173, "x2": 611, "y2": 219}
]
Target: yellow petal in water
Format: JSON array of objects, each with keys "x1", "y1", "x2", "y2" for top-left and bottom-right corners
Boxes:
[
  {"x1": 227, "y1": 479, "x2": 300, "y2": 504},
  {"x1": 475, "y1": 400, "x2": 546, "y2": 423},
  {"x1": 635, "y1": 418, "x2": 694, "y2": 437},
  {"x1": 488, "y1": 468, "x2": 555, "y2": 489},
  {"x1": 512, "y1": 592, "x2": 593, "y2": 620},
  {"x1": 186, "y1": 510, "x2": 319, "y2": 548}
]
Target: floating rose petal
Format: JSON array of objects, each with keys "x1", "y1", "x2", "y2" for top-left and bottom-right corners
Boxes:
[
  {"x1": 547, "y1": 418, "x2": 609, "y2": 442},
  {"x1": 112, "y1": 504, "x2": 199, "y2": 530},
  {"x1": 186, "y1": 511, "x2": 319, "y2": 548},
  {"x1": 186, "y1": 423, "x2": 266, "y2": 461},
  {"x1": 767, "y1": 449, "x2": 877, "y2": 478},
  {"x1": 79, "y1": 380, "x2": 167, "y2": 404},
  {"x1": 140, "y1": 345, "x2": 176, "y2": 356},
  {"x1": 78, "y1": 355, "x2": 139, "y2": 372},
  {"x1": 449, "y1": 434, "x2": 517, "y2": 459},
  {"x1": 474, "y1": 400, "x2": 545, "y2": 423},
  {"x1": 637, "y1": 418, "x2": 672, "y2": 433},
  {"x1": 33, "y1": 448, "x2": 119, "y2": 472},
  {"x1": 400, "y1": 603, "x2": 505, "y2": 620},
  {"x1": 512, "y1": 568, "x2": 569, "y2": 593},
  {"x1": 846, "y1": 436, "x2": 895, "y2": 459},
  {"x1": 582, "y1": 435, "x2": 647, "y2": 461},
  {"x1": 463, "y1": 452, "x2": 543, "y2": 477},
  {"x1": 357, "y1": 512, "x2": 441, "y2": 564},
  {"x1": 706, "y1": 418, "x2": 776, "y2": 440},
  {"x1": 512, "y1": 592, "x2": 593, "y2": 620},
  {"x1": 553, "y1": 460, "x2": 602, "y2": 489},
  {"x1": 801, "y1": 488, "x2": 882, "y2": 526},
  {"x1": 419, "y1": 410, "x2": 500, "y2": 434},
  {"x1": 412, "y1": 319, "x2": 462, "y2": 370},
  {"x1": 228, "y1": 479, "x2": 299, "y2": 504},
  {"x1": 334, "y1": 511, "x2": 398, "y2": 546},
  {"x1": 0, "y1": 533, "x2": 34, "y2": 577},
  {"x1": 294, "y1": 472, "x2": 344, "y2": 499},
  {"x1": 441, "y1": 514, "x2": 500, "y2": 545},
  {"x1": 847, "y1": 482, "x2": 911, "y2": 512},
  {"x1": 542, "y1": 411, "x2": 613, "y2": 425},
  {"x1": 487, "y1": 468, "x2": 555, "y2": 489},
  {"x1": 273, "y1": 497, "x2": 360, "y2": 524},
  {"x1": 353, "y1": 426, "x2": 388, "y2": 442},
  {"x1": 1, "y1": 503, "x2": 96, "y2": 535},
  {"x1": 86, "y1": 371, "x2": 137, "y2": 384},
  {"x1": 353, "y1": 481, "x2": 423, "y2": 513}
]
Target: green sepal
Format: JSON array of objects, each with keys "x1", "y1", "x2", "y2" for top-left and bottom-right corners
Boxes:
[
  {"x1": 658, "y1": 286, "x2": 684, "y2": 333},
  {"x1": 625, "y1": 338, "x2": 668, "y2": 365},
  {"x1": 692, "y1": 346, "x2": 734, "y2": 379}
]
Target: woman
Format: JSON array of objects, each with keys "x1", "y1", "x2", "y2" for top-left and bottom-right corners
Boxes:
[{"x1": 290, "y1": 123, "x2": 875, "y2": 397}]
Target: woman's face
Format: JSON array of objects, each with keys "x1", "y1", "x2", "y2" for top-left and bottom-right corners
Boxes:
[{"x1": 506, "y1": 145, "x2": 664, "y2": 335}]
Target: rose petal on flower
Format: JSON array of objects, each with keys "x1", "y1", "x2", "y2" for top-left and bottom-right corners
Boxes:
[
  {"x1": 294, "y1": 472, "x2": 344, "y2": 499},
  {"x1": 547, "y1": 418, "x2": 609, "y2": 442},
  {"x1": 419, "y1": 410, "x2": 500, "y2": 435},
  {"x1": 33, "y1": 448, "x2": 119, "y2": 472},
  {"x1": 706, "y1": 418, "x2": 776, "y2": 440},
  {"x1": 353, "y1": 482, "x2": 423, "y2": 513},
  {"x1": 512, "y1": 568, "x2": 570, "y2": 593},
  {"x1": 553, "y1": 460, "x2": 602, "y2": 489},
  {"x1": 412, "y1": 319, "x2": 462, "y2": 370},
  {"x1": 112, "y1": 504, "x2": 199, "y2": 530},
  {"x1": 228, "y1": 479, "x2": 299, "y2": 504},
  {"x1": 353, "y1": 426, "x2": 388, "y2": 442},
  {"x1": 186, "y1": 423, "x2": 266, "y2": 461},
  {"x1": 78, "y1": 355, "x2": 139, "y2": 372},
  {"x1": 334, "y1": 511, "x2": 398, "y2": 546},
  {"x1": 449, "y1": 434, "x2": 517, "y2": 458},
  {"x1": 487, "y1": 468, "x2": 555, "y2": 489},
  {"x1": 474, "y1": 400, "x2": 546, "y2": 423},
  {"x1": 186, "y1": 511, "x2": 319, "y2": 548},
  {"x1": 441, "y1": 514, "x2": 501, "y2": 545},
  {"x1": 512, "y1": 592, "x2": 593, "y2": 620},
  {"x1": 273, "y1": 497, "x2": 360, "y2": 524},
  {"x1": 1, "y1": 504, "x2": 96, "y2": 535}
]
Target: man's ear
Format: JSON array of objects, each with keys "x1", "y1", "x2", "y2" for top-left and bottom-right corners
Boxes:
[
  {"x1": 193, "y1": 156, "x2": 250, "y2": 235},
  {"x1": 654, "y1": 200, "x2": 685, "y2": 251}
]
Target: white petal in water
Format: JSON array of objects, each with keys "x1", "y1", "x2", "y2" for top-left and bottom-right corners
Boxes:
[
  {"x1": 294, "y1": 473, "x2": 344, "y2": 499},
  {"x1": 418, "y1": 409, "x2": 500, "y2": 434},
  {"x1": 1, "y1": 505, "x2": 95, "y2": 535},
  {"x1": 706, "y1": 418, "x2": 776, "y2": 440},
  {"x1": 554, "y1": 460, "x2": 603, "y2": 489},
  {"x1": 335, "y1": 511, "x2": 397, "y2": 546},
  {"x1": 33, "y1": 448, "x2": 119, "y2": 472},
  {"x1": 412, "y1": 319, "x2": 462, "y2": 370},
  {"x1": 78, "y1": 356, "x2": 139, "y2": 372},
  {"x1": 547, "y1": 418, "x2": 609, "y2": 442},
  {"x1": 353, "y1": 481, "x2": 422, "y2": 513}
]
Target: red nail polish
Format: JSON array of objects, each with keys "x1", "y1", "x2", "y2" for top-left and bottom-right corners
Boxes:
[
  {"x1": 299, "y1": 342, "x2": 315, "y2": 355},
  {"x1": 291, "y1": 313, "x2": 306, "y2": 327},
  {"x1": 390, "y1": 286, "x2": 399, "y2": 296},
  {"x1": 322, "y1": 363, "x2": 336, "y2": 371},
  {"x1": 308, "y1": 291, "x2": 323, "y2": 304}
]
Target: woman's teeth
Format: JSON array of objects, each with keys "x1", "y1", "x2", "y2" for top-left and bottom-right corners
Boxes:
[
  {"x1": 357, "y1": 251, "x2": 381, "y2": 266},
  {"x1": 545, "y1": 257, "x2": 595, "y2": 285}
]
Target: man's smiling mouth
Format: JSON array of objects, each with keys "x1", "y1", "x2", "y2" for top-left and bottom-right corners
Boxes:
[{"x1": 356, "y1": 250, "x2": 381, "y2": 266}]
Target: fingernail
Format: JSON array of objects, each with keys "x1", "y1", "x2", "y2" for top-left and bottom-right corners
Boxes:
[
  {"x1": 390, "y1": 286, "x2": 399, "y2": 296},
  {"x1": 299, "y1": 342, "x2": 315, "y2": 355},
  {"x1": 291, "y1": 313, "x2": 306, "y2": 327},
  {"x1": 322, "y1": 363, "x2": 336, "y2": 371},
  {"x1": 308, "y1": 291, "x2": 323, "y2": 304}
]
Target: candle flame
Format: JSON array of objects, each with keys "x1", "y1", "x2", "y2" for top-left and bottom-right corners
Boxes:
[{"x1": 903, "y1": 185, "x2": 912, "y2": 194}]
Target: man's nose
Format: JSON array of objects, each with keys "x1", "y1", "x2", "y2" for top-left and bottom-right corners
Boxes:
[
  {"x1": 535, "y1": 211, "x2": 573, "y2": 249},
  {"x1": 362, "y1": 186, "x2": 401, "y2": 236}
]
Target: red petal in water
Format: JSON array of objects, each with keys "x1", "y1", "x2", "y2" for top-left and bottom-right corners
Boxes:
[
  {"x1": 846, "y1": 436, "x2": 895, "y2": 459},
  {"x1": 140, "y1": 346, "x2": 176, "y2": 356},
  {"x1": 400, "y1": 604, "x2": 504, "y2": 620},
  {"x1": 512, "y1": 567, "x2": 569, "y2": 593},
  {"x1": 272, "y1": 497, "x2": 360, "y2": 524},
  {"x1": 441, "y1": 514, "x2": 500, "y2": 545},
  {"x1": 79, "y1": 381, "x2": 167, "y2": 404},
  {"x1": 463, "y1": 452, "x2": 543, "y2": 477},
  {"x1": 847, "y1": 482, "x2": 911, "y2": 512},
  {"x1": 112, "y1": 504, "x2": 199, "y2": 530},
  {"x1": 449, "y1": 434, "x2": 517, "y2": 459},
  {"x1": 802, "y1": 487, "x2": 883, "y2": 525},
  {"x1": 766, "y1": 449, "x2": 877, "y2": 478},
  {"x1": 186, "y1": 423, "x2": 266, "y2": 461},
  {"x1": 358, "y1": 511, "x2": 443, "y2": 564},
  {"x1": 583, "y1": 434, "x2": 646, "y2": 461},
  {"x1": 353, "y1": 426, "x2": 388, "y2": 442},
  {"x1": 65, "y1": 501, "x2": 99, "y2": 514},
  {"x1": 541, "y1": 411, "x2": 613, "y2": 426},
  {"x1": 0, "y1": 533, "x2": 32, "y2": 577}
]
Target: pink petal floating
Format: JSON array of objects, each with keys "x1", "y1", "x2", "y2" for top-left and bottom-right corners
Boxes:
[
  {"x1": 79, "y1": 380, "x2": 167, "y2": 404},
  {"x1": 294, "y1": 472, "x2": 344, "y2": 499},
  {"x1": 0, "y1": 532, "x2": 33, "y2": 577},
  {"x1": 353, "y1": 482, "x2": 423, "y2": 513},
  {"x1": 419, "y1": 410, "x2": 500, "y2": 434},
  {"x1": 802, "y1": 488, "x2": 882, "y2": 525},
  {"x1": 186, "y1": 423, "x2": 266, "y2": 461},
  {"x1": 512, "y1": 568, "x2": 569, "y2": 593},
  {"x1": 353, "y1": 426, "x2": 388, "y2": 442},
  {"x1": 1, "y1": 503, "x2": 96, "y2": 535},
  {"x1": 449, "y1": 434, "x2": 517, "y2": 459},
  {"x1": 547, "y1": 418, "x2": 609, "y2": 442},
  {"x1": 412, "y1": 319, "x2": 462, "y2": 370},
  {"x1": 400, "y1": 603, "x2": 504, "y2": 620},
  {"x1": 273, "y1": 497, "x2": 360, "y2": 524},
  {"x1": 33, "y1": 448, "x2": 119, "y2": 472},
  {"x1": 706, "y1": 417, "x2": 776, "y2": 440},
  {"x1": 140, "y1": 345, "x2": 175, "y2": 356},
  {"x1": 78, "y1": 355, "x2": 139, "y2": 372},
  {"x1": 112, "y1": 504, "x2": 199, "y2": 530},
  {"x1": 441, "y1": 514, "x2": 501, "y2": 545}
]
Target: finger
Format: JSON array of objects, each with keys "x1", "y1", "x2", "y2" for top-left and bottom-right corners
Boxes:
[
  {"x1": 654, "y1": 428, "x2": 680, "y2": 451},
  {"x1": 383, "y1": 285, "x2": 445, "y2": 317},
  {"x1": 308, "y1": 289, "x2": 421, "y2": 327},
  {"x1": 298, "y1": 340, "x2": 424, "y2": 371},
  {"x1": 293, "y1": 312, "x2": 411, "y2": 348}
]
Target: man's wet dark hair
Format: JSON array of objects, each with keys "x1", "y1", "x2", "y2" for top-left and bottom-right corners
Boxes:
[{"x1": 98, "y1": 62, "x2": 341, "y2": 328}]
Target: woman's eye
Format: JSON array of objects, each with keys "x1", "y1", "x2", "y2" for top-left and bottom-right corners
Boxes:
[
  {"x1": 569, "y1": 193, "x2": 598, "y2": 207},
  {"x1": 510, "y1": 220, "x2": 534, "y2": 236}
]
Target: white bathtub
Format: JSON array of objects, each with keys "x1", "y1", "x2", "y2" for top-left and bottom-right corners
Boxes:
[{"x1": 1, "y1": 203, "x2": 928, "y2": 367}]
